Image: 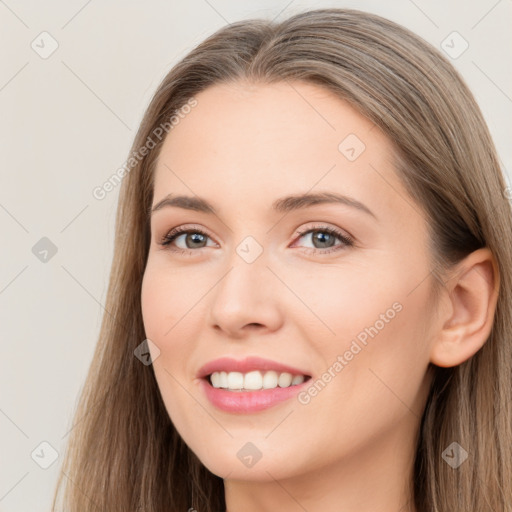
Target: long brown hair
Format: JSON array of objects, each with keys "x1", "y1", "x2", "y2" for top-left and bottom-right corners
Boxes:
[{"x1": 52, "y1": 8, "x2": 512, "y2": 511}]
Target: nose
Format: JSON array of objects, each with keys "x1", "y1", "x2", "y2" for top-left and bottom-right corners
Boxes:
[{"x1": 208, "y1": 254, "x2": 284, "y2": 339}]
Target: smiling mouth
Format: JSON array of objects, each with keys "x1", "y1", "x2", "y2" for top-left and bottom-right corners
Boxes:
[{"x1": 206, "y1": 370, "x2": 312, "y2": 391}]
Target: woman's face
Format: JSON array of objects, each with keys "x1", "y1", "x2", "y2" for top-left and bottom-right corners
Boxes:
[{"x1": 141, "y1": 80, "x2": 437, "y2": 482}]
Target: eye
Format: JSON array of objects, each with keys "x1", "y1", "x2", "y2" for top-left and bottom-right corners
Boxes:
[
  {"x1": 158, "y1": 223, "x2": 354, "y2": 256},
  {"x1": 292, "y1": 225, "x2": 354, "y2": 255},
  {"x1": 159, "y1": 225, "x2": 216, "y2": 254}
]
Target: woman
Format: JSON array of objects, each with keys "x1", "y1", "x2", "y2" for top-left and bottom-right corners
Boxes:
[{"x1": 52, "y1": 8, "x2": 512, "y2": 512}]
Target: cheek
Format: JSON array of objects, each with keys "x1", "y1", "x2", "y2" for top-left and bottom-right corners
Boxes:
[
  {"x1": 276, "y1": 260, "x2": 400, "y2": 343},
  {"x1": 290, "y1": 294, "x2": 432, "y2": 472},
  {"x1": 140, "y1": 265, "x2": 189, "y2": 408},
  {"x1": 140, "y1": 273, "x2": 188, "y2": 440},
  {"x1": 140, "y1": 260, "x2": 201, "y2": 341},
  {"x1": 291, "y1": 258, "x2": 432, "y2": 410},
  {"x1": 140, "y1": 263, "x2": 204, "y2": 413}
]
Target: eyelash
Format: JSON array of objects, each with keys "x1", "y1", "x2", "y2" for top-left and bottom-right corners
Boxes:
[{"x1": 159, "y1": 224, "x2": 354, "y2": 256}]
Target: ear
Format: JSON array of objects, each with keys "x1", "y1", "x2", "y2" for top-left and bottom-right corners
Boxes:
[{"x1": 429, "y1": 247, "x2": 500, "y2": 368}]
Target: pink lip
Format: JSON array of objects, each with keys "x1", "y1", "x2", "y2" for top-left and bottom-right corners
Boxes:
[
  {"x1": 196, "y1": 356, "x2": 312, "y2": 414},
  {"x1": 196, "y1": 356, "x2": 310, "y2": 379},
  {"x1": 199, "y1": 378, "x2": 310, "y2": 413}
]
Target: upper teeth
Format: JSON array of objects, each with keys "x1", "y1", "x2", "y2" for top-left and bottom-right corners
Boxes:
[{"x1": 210, "y1": 371, "x2": 306, "y2": 391}]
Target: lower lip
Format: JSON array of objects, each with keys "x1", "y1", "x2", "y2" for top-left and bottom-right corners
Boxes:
[{"x1": 200, "y1": 377, "x2": 310, "y2": 413}]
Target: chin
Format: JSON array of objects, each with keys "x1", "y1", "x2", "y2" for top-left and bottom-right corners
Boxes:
[{"x1": 180, "y1": 433, "x2": 308, "y2": 482}]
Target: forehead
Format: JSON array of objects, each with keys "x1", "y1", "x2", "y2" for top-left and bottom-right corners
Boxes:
[
  {"x1": 152, "y1": 80, "x2": 415, "y2": 223},
  {"x1": 158, "y1": 80, "x2": 380, "y2": 162}
]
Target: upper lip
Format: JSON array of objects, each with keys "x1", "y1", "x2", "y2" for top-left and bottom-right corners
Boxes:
[{"x1": 197, "y1": 356, "x2": 311, "y2": 379}]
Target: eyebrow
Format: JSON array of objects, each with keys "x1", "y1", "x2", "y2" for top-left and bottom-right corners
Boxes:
[{"x1": 150, "y1": 191, "x2": 377, "y2": 219}]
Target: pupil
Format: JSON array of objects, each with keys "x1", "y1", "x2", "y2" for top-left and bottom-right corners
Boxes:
[
  {"x1": 314, "y1": 232, "x2": 333, "y2": 248},
  {"x1": 188, "y1": 233, "x2": 206, "y2": 248}
]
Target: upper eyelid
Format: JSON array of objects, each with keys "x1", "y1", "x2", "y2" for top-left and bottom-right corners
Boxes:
[
  {"x1": 166, "y1": 224, "x2": 217, "y2": 241},
  {"x1": 160, "y1": 223, "x2": 353, "y2": 245},
  {"x1": 296, "y1": 223, "x2": 351, "y2": 236},
  {"x1": 161, "y1": 222, "x2": 346, "y2": 236}
]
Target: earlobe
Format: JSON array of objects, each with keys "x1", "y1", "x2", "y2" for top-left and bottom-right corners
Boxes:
[{"x1": 429, "y1": 248, "x2": 500, "y2": 368}]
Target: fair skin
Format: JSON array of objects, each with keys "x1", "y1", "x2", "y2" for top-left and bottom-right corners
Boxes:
[{"x1": 140, "y1": 80, "x2": 498, "y2": 512}]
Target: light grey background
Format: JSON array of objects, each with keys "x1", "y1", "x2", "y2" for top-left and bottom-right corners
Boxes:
[{"x1": 0, "y1": 1, "x2": 510, "y2": 510}]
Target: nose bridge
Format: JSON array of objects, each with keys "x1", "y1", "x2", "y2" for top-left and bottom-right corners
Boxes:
[
  {"x1": 208, "y1": 233, "x2": 283, "y2": 334},
  {"x1": 216, "y1": 236, "x2": 270, "y2": 306}
]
